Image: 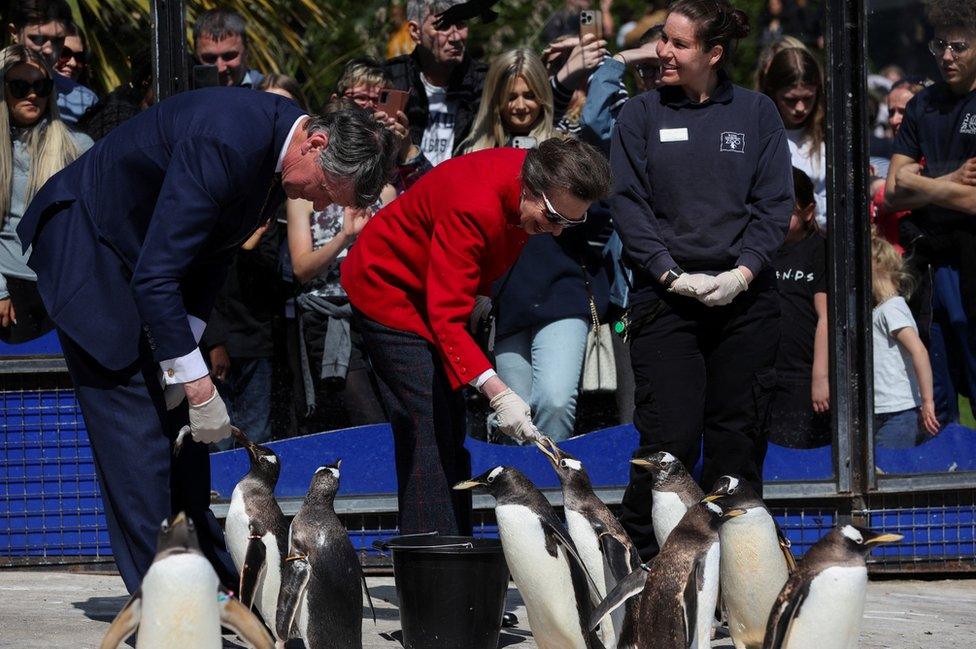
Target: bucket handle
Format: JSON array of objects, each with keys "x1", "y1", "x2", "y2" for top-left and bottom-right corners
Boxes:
[
  {"x1": 372, "y1": 531, "x2": 439, "y2": 555},
  {"x1": 384, "y1": 542, "x2": 476, "y2": 551}
]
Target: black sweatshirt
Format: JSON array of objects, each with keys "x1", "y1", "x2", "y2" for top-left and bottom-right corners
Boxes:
[{"x1": 610, "y1": 74, "x2": 794, "y2": 305}]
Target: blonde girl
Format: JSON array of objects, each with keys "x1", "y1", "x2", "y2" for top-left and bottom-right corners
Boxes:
[
  {"x1": 871, "y1": 233, "x2": 940, "y2": 447},
  {"x1": 461, "y1": 48, "x2": 556, "y2": 152}
]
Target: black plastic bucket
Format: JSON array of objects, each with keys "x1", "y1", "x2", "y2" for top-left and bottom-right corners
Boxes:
[{"x1": 374, "y1": 534, "x2": 510, "y2": 649}]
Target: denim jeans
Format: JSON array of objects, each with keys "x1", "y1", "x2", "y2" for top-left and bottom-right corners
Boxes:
[
  {"x1": 875, "y1": 407, "x2": 921, "y2": 450},
  {"x1": 928, "y1": 265, "x2": 976, "y2": 424},
  {"x1": 494, "y1": 317, "x2": 589, "y2": 442},
  {"x1": 214, "y1": 357, "x2": 273, "y2": 450}
]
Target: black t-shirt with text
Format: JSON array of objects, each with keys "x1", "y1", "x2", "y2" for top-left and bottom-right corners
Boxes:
[{"x1": 773, "y1": 232, "x2": 826, "y2": 379}]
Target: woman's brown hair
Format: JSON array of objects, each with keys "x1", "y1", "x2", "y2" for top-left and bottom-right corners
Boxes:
[{"x1": 762, "y1": 47, "x2": 826, "y2": 165}]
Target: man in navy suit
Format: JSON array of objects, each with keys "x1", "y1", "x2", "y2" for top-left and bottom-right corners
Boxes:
[{"x1": 17, "y1": 86, "x2": 398, "y2": 593}]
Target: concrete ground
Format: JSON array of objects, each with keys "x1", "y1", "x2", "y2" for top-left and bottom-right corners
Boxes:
[{"x1": 0, "y1": 570, "x2": 972, "y2": 648}]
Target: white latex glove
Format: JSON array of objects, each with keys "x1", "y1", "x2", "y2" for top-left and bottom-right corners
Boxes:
[
  {"x1": 181, "y1": 386, "x2": 232, "y2": 444},
  {"x1": 699, "y1": 268, "x2": 748, "y2": 307},
  {"x1": 489, "y1": 389, "x2": 543, "y2": 443},
  {"x1": 164, "y1": 384, "x2": 186, "y2": 410},
  {"x1": 669, "y1": 273, "x2": 720, "y2": 298}
]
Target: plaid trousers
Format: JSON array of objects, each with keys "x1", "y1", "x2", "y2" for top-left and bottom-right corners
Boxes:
[{"x1": 356, "y1": 311, "x2": 472, "y2": 535}]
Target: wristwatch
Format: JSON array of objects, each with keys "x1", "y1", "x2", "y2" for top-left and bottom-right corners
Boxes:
[{"x1": 662, "y1": 266, "x2": 684, "y2": 290}]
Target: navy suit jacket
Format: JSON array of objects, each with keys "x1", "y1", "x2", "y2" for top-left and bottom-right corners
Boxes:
[{"x1": 18, "y1": 87, "x2": 305, "y2": 370}]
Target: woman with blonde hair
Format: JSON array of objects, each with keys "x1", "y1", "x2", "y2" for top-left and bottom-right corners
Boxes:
[
  {"x1": 0, "y1": 44, "x2": 92, "y2": 342},
  {"x1": 462, "y1": 48, "x2": 556, "y2": 152}
]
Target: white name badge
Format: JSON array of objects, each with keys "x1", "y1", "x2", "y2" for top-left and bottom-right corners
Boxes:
[{"x1": 659, "y1": 128, "x2": 689, "y2": 142}]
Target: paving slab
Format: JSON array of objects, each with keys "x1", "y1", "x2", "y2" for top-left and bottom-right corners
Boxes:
[{"x1": 0, "y1": 570, "x2": 972, "y2": 648}]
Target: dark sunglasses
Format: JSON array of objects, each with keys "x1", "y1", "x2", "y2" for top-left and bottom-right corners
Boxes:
[
  {"x1": 58, "y1": 46, "x2": 90, "y2": 65},
  {"x1": 928, "y1": 38, "x2": 970, "y2": 58},
  {"x1": 542, "y1": 192, "x2": 587, "y2": 228},
  {"x1": 199, "y1": 51, "x2": 240, "y2": 64},
  {"x1": 26, "y1": 33, "x2": 65, "y2": 49},
  {"x1": 5, "y1": 78, "x2": 54, "y2": 99}
]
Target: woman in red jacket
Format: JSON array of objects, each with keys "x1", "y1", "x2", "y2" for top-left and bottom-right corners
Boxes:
[{"x1": 341, "y1": 139, "x2": 611, "y2": 534}]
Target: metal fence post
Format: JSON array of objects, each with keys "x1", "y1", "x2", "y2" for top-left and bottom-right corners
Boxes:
[
  {"x1": 824, "y1": 0, "x2": 872, "y2": 501},
  {"x1": 150, "y1": 0, "x2": 188, "y2": 101}
]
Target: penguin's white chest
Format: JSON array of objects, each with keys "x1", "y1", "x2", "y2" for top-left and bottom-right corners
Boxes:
[
  {"x1": 225, "y1": 486, "x2": 250, "y2": 567},
  {"x1": 720, "y1": 509, "x2": 790, "y2": 647},
  {"x1": 565, "y1": 509, "x2": 618, "y2": 647},
  {"x1": 256, "y1": 532, "x2": 282, "y2": 633},
  {"x1": 496, "y1": 504, "x2": 588, "y2": 649},
  {"x1": 781, "y1": 566, "x2": 867, "y2": 649},
  {"x1": 652, "y1": 490, "x2": 688, "y2": 546},
  {"x1": 137, "y1": 554, "x2": 222, "y2": 649},
  {"x1": 691, "y1": 542, "x2": 721, "y2": 649}
]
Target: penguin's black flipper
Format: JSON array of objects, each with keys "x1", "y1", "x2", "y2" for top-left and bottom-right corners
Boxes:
[
  {"x1": 218, "y1": 586, "x2": 275, "y2": 649},
  {"x1": 599, "y1": 532, "x2": 638, "y2": 582},
  {"x1": 682, "y1": 554, "x2": 706, "y2": 648},
  {"x1": 774, "y1": 521, "x2": 798, "y2": 574},
  {"x1": 276, "y1": 555, "x2": 311, "y2": 641},
  {"x1": 98, "y1": 590, "x2": 141, "y2": 649},
  {"x1": 540, "y1": 517, "x2": 604, "y2": 606},
  {"x1": 239, "y1": 534, "x2": 267, "y2": 609},
  {"x1": 588, "y1": 562, "x2": 650, "y2": 631},
  {"x1": 763, "y1": 577, "x2": 811, "y2": 649}
]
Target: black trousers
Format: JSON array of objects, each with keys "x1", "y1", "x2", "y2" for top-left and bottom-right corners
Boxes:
[
  {"x1": 0, "y1": 276, "x2": 55, "y2": 343},
  {"x1": 619, "y1": 275, "x2": 780, "y2": 560},
  {"x1": 355, "y1": 311, "x2": 472, "y2": 535},
  {"x1": 58, "y1": 330, "x2": 238, "y2": 594}
]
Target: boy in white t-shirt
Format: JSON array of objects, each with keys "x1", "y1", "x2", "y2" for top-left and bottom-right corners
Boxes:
[{"x1": 871, "y1": 234, "x2": 940, "y2": 448}]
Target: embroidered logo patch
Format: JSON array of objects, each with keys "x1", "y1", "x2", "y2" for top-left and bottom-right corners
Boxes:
[
  {"x1": 720, "y1": 131, "x2": 745, "y2": 153},
  {"x1": 961, "y1": 113, "x2": 976, "y2": 135}
]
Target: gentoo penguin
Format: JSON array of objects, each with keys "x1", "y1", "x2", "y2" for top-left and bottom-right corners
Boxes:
[
  {"x1": 454, "y1": 466, "x2": 606, "y2": 649},
  {"x1": 225, "y1": 428, "x2": 288, "y2": 636},
  {"x1": 537, "y1": 437, "x2": 640, "y2": 647},
  {"x1": 276, "y1": 461, "x2": 365, "y2": 649},
  {"x1": 100, "y1": 512, "x2": 273, "y2": 649},
  {"x1": 598, "y1": 501, "x2": 744, "y2": 649},
  {"x1": 702, "y1": 475, "x2": 795, "y2": 649},
  {"x1": 763, "y1": 525, "x2": 903, "y2": 649},
  {"x1": 630, "y1": 451, "x2": 704, "y2": 548}
]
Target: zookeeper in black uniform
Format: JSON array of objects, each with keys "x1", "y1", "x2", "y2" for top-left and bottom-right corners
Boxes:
[{"x1": 610, "y1": 0, "x2": 794, "y2": 559}]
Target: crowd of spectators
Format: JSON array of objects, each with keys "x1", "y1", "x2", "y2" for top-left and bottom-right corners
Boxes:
[{"x1": 3, "y1": 0, "x2": 974, "y2": 460}]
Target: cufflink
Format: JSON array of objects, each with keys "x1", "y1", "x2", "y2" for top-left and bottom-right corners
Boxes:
[{"x1": 166, "y1": 368, "x2": 175, "y2": 378}]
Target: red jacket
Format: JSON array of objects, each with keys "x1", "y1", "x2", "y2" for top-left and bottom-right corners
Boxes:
[{"x1": 341, "y1": 148, "x2": 530, "y2": 389}]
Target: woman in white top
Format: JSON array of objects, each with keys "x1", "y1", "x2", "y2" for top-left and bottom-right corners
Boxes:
[
  {"x1": 871, "y1": 232, "x2": 939, "y2": 448},
  {"x1": 762, "y1": 47, "x2": 828, "y2": 230}
]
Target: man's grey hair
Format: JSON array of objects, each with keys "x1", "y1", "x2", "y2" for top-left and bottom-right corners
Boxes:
[
  {"x1": 193, "y1": 8, "x2": 248, "y2": 46},
  {"x1": 307, "y1": 107, "x2": 399, "y2": 208},
  {"x1": 406, "y1": 0, "x2": 464, "y2": 26}
]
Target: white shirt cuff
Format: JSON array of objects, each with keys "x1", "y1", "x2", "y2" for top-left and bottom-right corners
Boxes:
[
  {"x1": 470, "y1": 369, "x2": 497, "y2": 390},
  {"x1": 160, "y1": 348, "x2": 209, "y2": 385},
  {"x1": 159, "y1": 315, "x2": 209, "y2": 385}
]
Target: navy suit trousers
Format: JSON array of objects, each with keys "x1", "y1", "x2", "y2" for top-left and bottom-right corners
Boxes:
[
  {"x1": 355, "y1": 311, "x2": 472, "y2": 536},
  {"x1": 58, "y1": 330, "x2": 237, "y2": 593}
]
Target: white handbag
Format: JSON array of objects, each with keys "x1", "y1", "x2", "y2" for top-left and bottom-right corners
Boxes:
[{"x1": 581, "y1": 291, "x2": 617, "y2": 393}]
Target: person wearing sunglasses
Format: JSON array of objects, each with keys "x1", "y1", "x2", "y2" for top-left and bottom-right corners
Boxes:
[
  {"x1": 0, "y1": 45, "x2": 92, "y2": 343},
  {"x1": 885, "y1": 0, "x2": 976, "y2": 429},
  {"x1": 341, "y1": 138, "x2": 610, "y2": 537},
  {"x1": 192, "y1": 8, "x2": 264, "y2": 88},
  {"x1": 611, "y1": 0, "x2": 793, "y2": 561},
  {"x1": 53, "y1": 22, "x2": 89, "y2": 86},
  {"x1": 7, "y1": 2, "x2": 98, "y2": 125}
]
